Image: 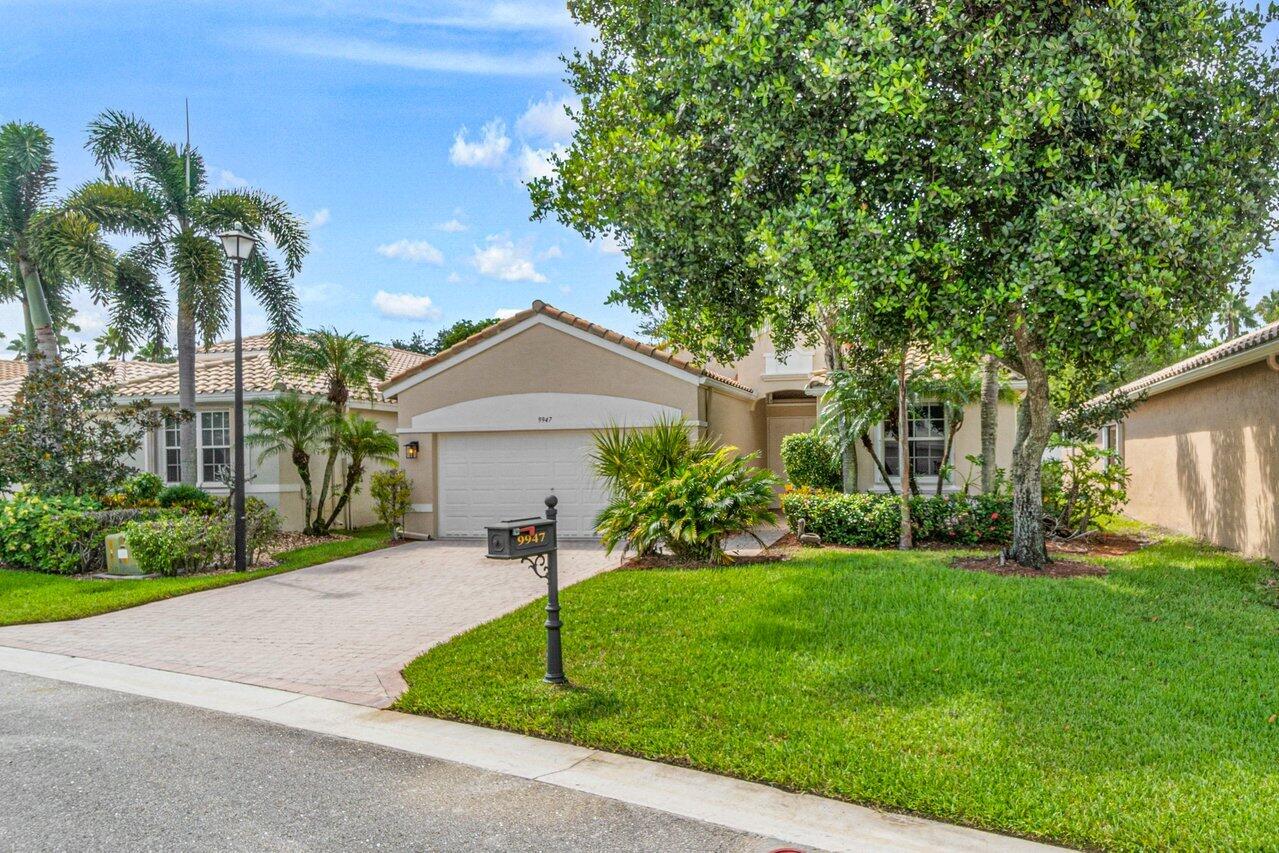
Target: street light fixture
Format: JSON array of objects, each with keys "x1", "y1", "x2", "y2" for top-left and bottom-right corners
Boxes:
[{"x1": 219, "y1": 225, "x2": 256, "y2": 573}]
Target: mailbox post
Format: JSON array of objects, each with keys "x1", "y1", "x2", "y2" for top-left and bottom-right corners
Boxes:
[{"x1": 486, "y1": 495, "x2": 566, "y2": 685}]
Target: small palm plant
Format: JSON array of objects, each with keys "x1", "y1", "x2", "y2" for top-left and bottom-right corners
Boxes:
[
  {"x1": 591, "y1": 418, "x2": 778, "y2": 564},
  {"x1": 246, "y1": 392, "x2": 329, "y2": 529},
  {"x1": 322, "y1": 413, "x2": 400, "y2": 532}
]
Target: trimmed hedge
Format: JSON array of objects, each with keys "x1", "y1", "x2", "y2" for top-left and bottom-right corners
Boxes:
[
  {"x1": 781, "y1": 488, "x2": 1012, "y2": 548},
  {"x1": 121, "y1": 498, "x2": 281, "y2": 576},
  {"x1": 780, "y1": 431, "x2": 841, "y2": 490},
  {"x1": 0, "y1": 493, "x2": 170, "y2": 574}
]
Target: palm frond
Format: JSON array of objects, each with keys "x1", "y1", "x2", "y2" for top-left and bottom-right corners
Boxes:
[
  {"x1": 198, "y1": 189, "x2": 309, "y2": 275},
  {"x1": 0, "y1": 121, "x2": 57, "y2": 238},
  {"x1": 85, "y1": 110, "x2": 190, "y2": 210},
  {"x1": 67, "y1": 179, "x2": 170, "y2": 238},
  {"x1": 29, "y1": 209, "x2": 116, "y2": 302},
  {"x1": 110, "y1": 246, "x2": 170, "y2": 350},
  {"x1": 242, "y1": 252, "x2": 301, "y2": 345},
  {"x1": 171, "y1": 231, "x2": 228, "y2": 346}
]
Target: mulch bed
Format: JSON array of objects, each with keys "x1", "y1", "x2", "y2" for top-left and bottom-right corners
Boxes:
[
  {"x1": 265, "y1": 530, "x2": 351, "y2": 556},
  {"x1": 622, "y1": 552, "x2": 787, "y2": 570},
  {"x1": 1048, "y1": 533, "x2": 1148, "y2": 557},
  {"x1": 951, "y1": 555, "x2": 1109, "y2": 578}
]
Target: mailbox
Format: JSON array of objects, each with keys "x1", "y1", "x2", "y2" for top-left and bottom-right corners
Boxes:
[{"x1": 486, "y1": 516, "x2": 557, "y2": 560}]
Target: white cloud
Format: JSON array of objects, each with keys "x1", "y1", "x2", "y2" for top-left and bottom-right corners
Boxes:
[
  {"x1": 446, "y1": 271, "x2": 463, "y2": 283},
  {"x1": 597, "y1": 233, "x2": 625, "y2": 255},
  {"x1": 251, "y1": 34, "x2": 562, "y2": 77},
  {"x1": 559, "y1": 284, "x2": 572, "y2": 295},
  {"x1": 437, "y1": 218, "x2": 468, "y2": 233},
  {"x1": 516, "y1": 93, "x2": 578, "y2": 143},
  {"x1": 540, "y1": 245, "x2": 563, "y2": 260},
  {"x1": 518, "y1": 144, "x2": 563, "y2": 182},
  {"x1": 376, "y1": 239, "x2": 444, "y2": 264},
  {"x1": 219, "y1": 169, "x2": 248, "y2": 188},
  {"x1": 297, "y1": 281, "x2": 340, "y2": 304},
  {"x1": 373, "y1": 290, "x2": 442, "y2": 320},
  {"x1": 472, "y1": 235, "x2": 547, "y2": 283},
  {"x1": 310, "y1": 208, "x2": 331, "y2": 227},
  {"x1": 449, "y1": 119, "x2": 510, "y2": 168},
  {"x1": 494, "y1": 308, "x2": 522, "y2": 320},
  {"x1": 377, "y1": 3, "x2": 578, "y2": 33}
]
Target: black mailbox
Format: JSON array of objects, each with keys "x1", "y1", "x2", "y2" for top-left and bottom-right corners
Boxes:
[{"x1": 486, "y1": 516, "x2": 557, "y2": 560}]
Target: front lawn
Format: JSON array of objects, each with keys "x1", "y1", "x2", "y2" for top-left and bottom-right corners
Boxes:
[
  {"x1": 396, "y1": 536, "x2": 1279, "y2": 851},
  {"x1": 0, "y1": 526, "x2": 394, "y2": 626}
]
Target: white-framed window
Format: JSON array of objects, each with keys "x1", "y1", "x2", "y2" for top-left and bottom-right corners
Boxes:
[
  {"x1": 200, "y1": 410, "x2": 231, "y2": 484},
  {"x1": 881, "y1": 403, "x2": 948, "y2": 482},
  {"x1": 1098, "y1": 422, "x2": 1122, "y2": 469},
  {"x1": 763, "y1": 349, "x2": 815, "y2": 377},
  {"x1": 163, "y1": 416, "x2": 182, "y2": 484}
]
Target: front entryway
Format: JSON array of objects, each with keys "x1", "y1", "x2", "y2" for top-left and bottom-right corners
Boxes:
[{"x1": 436, "y1": 431, "x2": 612, "y2": 537}]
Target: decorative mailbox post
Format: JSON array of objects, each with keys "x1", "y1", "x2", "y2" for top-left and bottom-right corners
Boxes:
[{"x1": 486, "y1": 495, "x2": 566, "y2": 685}]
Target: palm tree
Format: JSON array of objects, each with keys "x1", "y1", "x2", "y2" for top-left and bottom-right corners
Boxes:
[
  {"x1": 1219, "y1": 288, "x2": 1260, "y2": 340},
  {"x1": 246, "y1": 392, "x2": 330, "y2": 530},
  {"x1": 322, "y1": 413, "x2": 399, "y2": 532},
  {"x1": 816, "y1": 364, "x2": 898, "y2": 494},
  {"x1": 284, "y1": 328, "x2": 388, "y2": 533},
  {"x1": 1258, "y1": 290, "x2": 1279, "y2": 325},
  {"x1": 0, "y1": 122, "x2": 128, "y2": 365},
  {"x1": 73, "y1": 110, "x2": 307, "y2": 483}
]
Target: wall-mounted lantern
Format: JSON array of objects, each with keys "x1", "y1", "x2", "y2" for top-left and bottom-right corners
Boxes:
[{"x1": 404, "y1": 441, "x2": 420, "y2": 460}]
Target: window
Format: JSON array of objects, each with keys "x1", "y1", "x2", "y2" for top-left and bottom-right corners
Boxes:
[
  {"x1": 163, "y1": 417, "x2": 182, "y2": 483},
  {"x1": 200, "y1": 411, "x2": 231, "y2": 484},
  {"x1": 883, "y1": 403, "x2": 947, "y2": 479},
  {"x1": 1099, "y1": 423, "x2": 1122, "y2": 469}
]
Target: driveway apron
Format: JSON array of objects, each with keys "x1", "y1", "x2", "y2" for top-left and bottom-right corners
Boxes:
[{"x1": 0, "y1": 540, "x2": 614, "y2": 707}]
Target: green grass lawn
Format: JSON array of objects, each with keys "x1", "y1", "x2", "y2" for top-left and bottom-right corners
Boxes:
[
  {"x1": 396, "y1": 536, "x2": 1279, "y2": 851},
  {"x1": 0, "y1": 526, "x2": 394, "y2": 626}
]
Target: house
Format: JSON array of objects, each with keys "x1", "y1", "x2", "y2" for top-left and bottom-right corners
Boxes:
[
  {"x1": 0, "y1": 358, "x2": 172, "y2": 413},
  {"x1": 1093, "y1": 321, "x2": 1279, "y2": 563},
  {"x1": 113, "y1": 335, "x2": 429, "y2": 531},
  {"x1": 382, "y1": 301, "x2": 1022, "y2": 539}
]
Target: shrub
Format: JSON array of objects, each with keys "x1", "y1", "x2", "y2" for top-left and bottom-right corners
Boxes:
[
  {"x1": 123, "y1": 499, "x2": 281, "y2": 576},
  {"x1": 157, "y1": 483, "x2": 216, "y2": 512},
  {"x1": 0, "y1": 493, "x2": 170, "y2": 574},
  {"x1": 780, "y1": 430, "x2": 841, "y2": 490},
  {"x1": 122, "y1": 472, "x2": 164, "y2": 503},
  {"x1": 595, "y1": 442, "x2": 779, "y2": 564},
  {"x1": 1042, "y1": 443, "x2": 1130, "y2": 539},
  {"x1": 781, "y1": 489, "x2": 1013, "y2": 548},
  {"x1": 370, "y1": 469, "x2": 412, "y2": 537}
]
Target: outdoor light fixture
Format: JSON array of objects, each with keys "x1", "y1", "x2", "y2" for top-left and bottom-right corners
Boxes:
[
  {"x1": 218, "y1": 225, "x2": 257, "y2": 574},
  {"x1": 404, "y1": 441, "x2": 420, "y2": 459},
  {"x1": 219, "y1": 227, "x2": 257, "y2": 262}
]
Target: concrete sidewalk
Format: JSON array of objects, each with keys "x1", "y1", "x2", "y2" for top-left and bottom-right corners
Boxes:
[{"x1": 0, "y1": 646, "x2": 1061, "y2": 853}]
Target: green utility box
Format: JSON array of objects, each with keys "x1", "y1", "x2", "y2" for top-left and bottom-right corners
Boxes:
[{"x1": 104, "y1": 532, "x2": 142, "y2": 576}]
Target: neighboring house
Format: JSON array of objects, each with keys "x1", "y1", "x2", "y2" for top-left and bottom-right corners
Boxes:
[
  {"x1": 1094, "y1": 321, "x2": 1279, "y2": 564},
  {"x1": 382, "y1": 301, "x2": 1022, "y2": 540},
  {"x1": 0, "y1": 358, "x2": 170, "y2": 414},
  {"x1": 113, "y1": 335, "x2": 428, "y2": 532}
]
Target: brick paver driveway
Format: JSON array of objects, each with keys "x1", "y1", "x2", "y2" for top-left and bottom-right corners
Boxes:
[{"x1": 0, "y1": 541, "x2": 615, "y2": 707}]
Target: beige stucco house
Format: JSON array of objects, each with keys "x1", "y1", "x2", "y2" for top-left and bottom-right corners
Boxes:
[
  {"x1": 1096, "y1": 321, "x2": 1279, "y2": 564},
  {"x1": 112, "y1": 335, "x2": 428, "y2": 532},
  {"x1": 383, "y1": 301, "x2": 1021, "y2": 539}
]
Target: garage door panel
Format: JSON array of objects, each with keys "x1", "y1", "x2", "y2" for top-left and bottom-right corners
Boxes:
[{"x1": 437, "y1": 431, "x2": 613, "y2": 538}]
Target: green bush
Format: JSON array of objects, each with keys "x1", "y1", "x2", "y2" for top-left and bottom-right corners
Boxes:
[
  {"x1": 370, "y1": 469, "x2": 412, "y2": 537},
  {"x1": 781, "y1": 489, "x2": 1012, "y2": 548},
  {"x1": 122, "y1": 472, "x2": 164, "y2": 503},
  {"x1": 780, "y1": 431, "x2": 841, "y2": 490},
  {"x1": 592, "y1": 419, "x2": 780, "y2": 563},
  {"x1": 1043, "y1": 443, "x2": 1130, "y2": 539},
  {"x1": 0, "y1": 493, "x2": 172, "y2": 574},
  {"x1": 157, "y1": 483, "x2": 216, "y2": 512},
  {"x1": 123, "y1": 498, "x2": 281, "y2": 576}
]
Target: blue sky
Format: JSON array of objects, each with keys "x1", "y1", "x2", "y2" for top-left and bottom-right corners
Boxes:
[
  {"x1": 0, "y1": 0, "x2": 632, "y2": 354},
  {"x1": 2, "y1": 0, "x2": 1277, "y2": 357}
]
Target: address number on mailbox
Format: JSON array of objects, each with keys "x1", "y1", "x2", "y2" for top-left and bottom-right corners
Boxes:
[{"x1": 486, "y1": 517, "x2": 557, "y2": 559}]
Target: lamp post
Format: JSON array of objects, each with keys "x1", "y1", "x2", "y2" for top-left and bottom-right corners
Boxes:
[{"x1": 219, "y1": 226, "x2": 256, "y2": 573}]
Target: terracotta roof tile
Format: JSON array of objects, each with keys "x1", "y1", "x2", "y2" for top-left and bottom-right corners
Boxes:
[
  {"x1": 198, "y1": 334, "x2": 429, "y2": 390},
  {"x1": 382, "y1": 300, "x2": 755, "y2": 394},
  {"x1": 0, "y1": 360, "x2": 28, "y2": 382}
]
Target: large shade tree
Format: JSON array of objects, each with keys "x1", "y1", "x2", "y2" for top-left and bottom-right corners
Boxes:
[
  {"x1": 534, "y1": 0, "x2": 1279, "y2": 568},
  {"x1": 73, "y1": 111, "x2": 307, "y2": 484}
]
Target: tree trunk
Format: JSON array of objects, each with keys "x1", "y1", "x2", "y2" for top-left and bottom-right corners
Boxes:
[
  {"x1": 20, "y1": 295, "x2": 35, "y2": 359},
  {"x1": 1008, "y1": 320, "x2": 1053, "y2": 568},
  {"x1": 176, "y1": 298, "x2": 198, "y2": 485},
  {"x1": 980, "y1": 355, "x2": 999, "y2": 493},
  {"x1": 311, "y1": 411, "x2": 343, "y2": 534},
  {"x1": 323, "y1": 461, "x2": 363, "y2": 531},
  {"x1": 860, "y1": 434, "x2": 895, "y2": 496},
  {"x1": 17, "y1": 257, "x2": 57, "y2": 366},
  {"x1": 292, "y1": 449, "x2": 315, "y2": 529},
  {"x1": 841, "y1": 441, "x2": 858, "y2": 493},
  {"x1": 897, "y1": 353, "x2": 912, "y2": 549}
]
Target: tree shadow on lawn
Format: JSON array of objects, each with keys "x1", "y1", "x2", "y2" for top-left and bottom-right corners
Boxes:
[{"x1": 707, "y1": 543, "x2": 1279, "y2": 845}]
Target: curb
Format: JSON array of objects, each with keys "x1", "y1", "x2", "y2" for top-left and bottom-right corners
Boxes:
[{"x1": 0, "y1": 646, "x2": 1057, "y2": 853}]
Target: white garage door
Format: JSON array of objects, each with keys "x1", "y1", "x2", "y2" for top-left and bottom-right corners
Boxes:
[{"x1": 437, "y1": 431, "x2": 613, "y2": 538}]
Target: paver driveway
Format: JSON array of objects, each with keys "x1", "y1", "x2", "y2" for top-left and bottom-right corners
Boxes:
[{"x1": 0, "y1": 540, "x2": 615, "y2": 707}]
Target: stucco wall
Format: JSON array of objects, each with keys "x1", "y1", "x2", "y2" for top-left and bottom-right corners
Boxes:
[
  {"x1": 704, "y1": 388, "x2": 766, "y2": 462},
  {"x1": 1121, "y1": 359, "x2": 1279, "y2": 563}
]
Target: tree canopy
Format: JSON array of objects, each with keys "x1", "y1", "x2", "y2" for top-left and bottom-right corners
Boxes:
[{"x1": 391, "y1": 317, "x2": 498, "y2": 356}]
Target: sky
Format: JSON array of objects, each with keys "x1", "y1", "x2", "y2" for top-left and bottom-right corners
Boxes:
[
  {"x1": 3, "y1": 1, "x2": 1279, "y2": 358},
  {"x1": 0, "y1": 0, "x2": 631, "y2": 356}
]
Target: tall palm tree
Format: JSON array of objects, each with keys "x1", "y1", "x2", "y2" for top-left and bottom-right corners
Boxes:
[
  {"x1": 322, "y1": 413, "x2": 399, "y2": 532},
  {"x1": 817, "y1": 363, "x2": 898, "y2": 494},
  {"x1": 1257, "y1": 290, "x2": 1279, "y2": 325},
  {"x1": 1219, "y1": 288, "x2": 1260, "y2": 340},
  {"x1": 246, "y1": 392, "x2": 330, "y2": 530},
  {"x1": 284, "y1": 328, "x2": 388, "y2": 533},
  {"x1": 0, "y1": 122, "x2": 131, "y2": 365},
  {"x1": 73, "y1": 110, "x2": 306, "y2": 483}
]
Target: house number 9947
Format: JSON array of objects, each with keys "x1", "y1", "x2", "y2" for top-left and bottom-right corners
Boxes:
[{"x1": 538, "y1": 416, "x2": 553, "y2": 423}]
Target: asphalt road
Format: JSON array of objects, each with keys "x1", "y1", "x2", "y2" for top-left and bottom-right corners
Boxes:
[{"x1": 0, "y1": 671, "x2": 786, "y2": 853}]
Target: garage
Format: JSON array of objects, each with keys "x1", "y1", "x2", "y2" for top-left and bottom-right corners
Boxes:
[{"x1": 436, "y1": 431, "x2": 612, "y2": 538}]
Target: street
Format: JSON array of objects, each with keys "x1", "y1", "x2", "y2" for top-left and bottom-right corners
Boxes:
[{"x1": 0, "y1": 671, "x2": 783, "y2": 852}]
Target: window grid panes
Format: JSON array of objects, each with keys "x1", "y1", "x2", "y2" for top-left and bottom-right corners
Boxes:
[
  {"x1": 883, "y1": 404, "x2": 947, "y2": 478},
  {"x1": 163, "y1": 417, "x2": 181, "y2": 483},
  {"x1": 200, "y1": 411, "x2": 231, "y2": 484}
]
